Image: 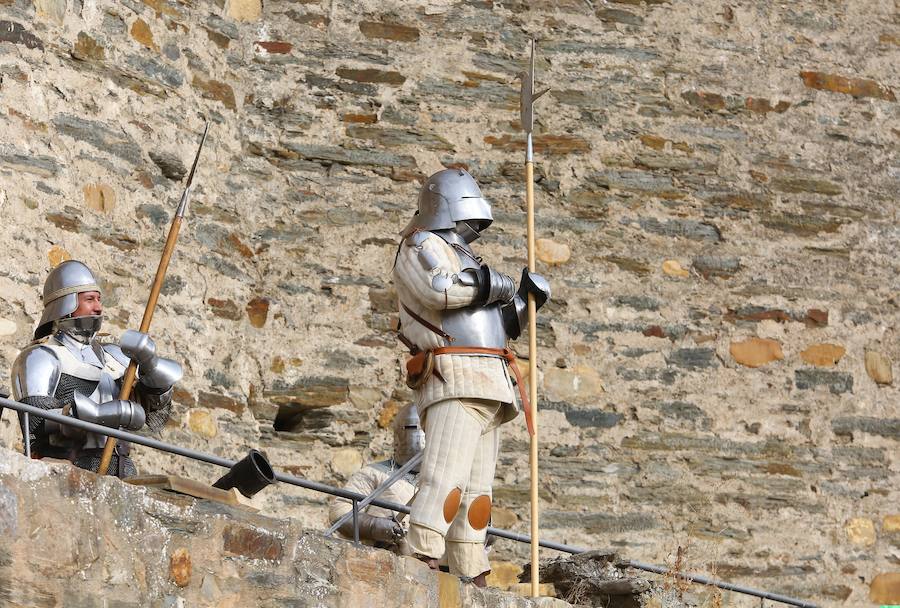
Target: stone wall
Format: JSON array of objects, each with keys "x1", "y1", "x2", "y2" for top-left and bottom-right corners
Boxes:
[
  {"x1": 0, "y1": 0, "x2": 896, "y2": 606},
  {"x1": 0, "y1": 446, "x2": 574, "y2": 607}
]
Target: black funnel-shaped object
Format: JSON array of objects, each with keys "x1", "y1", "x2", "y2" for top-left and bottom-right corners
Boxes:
[{"x1": 213, "y1": 449, "x2": 276, "y2": 498}]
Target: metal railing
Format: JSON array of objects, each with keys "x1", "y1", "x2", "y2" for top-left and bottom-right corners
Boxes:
[{"x1": 0, "y1": 396, "x2": 818, "y2": 608}]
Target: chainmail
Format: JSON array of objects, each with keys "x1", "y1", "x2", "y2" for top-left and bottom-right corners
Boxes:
[
  {"x1": 54, "y1": 374, "x2": 99, "y2": 407},
  {"x1": 136, "y1": 385, "x2": 173, "y2": 434},
  {"x1": 74, "y1": 452, "x2": 137, "y2": 478},
  {"x1": 20, "y1": 395, "x2": 57, "y2": 436},
  {"x1": 19, "y1": 395, "x2": 75, "y2": 459}
]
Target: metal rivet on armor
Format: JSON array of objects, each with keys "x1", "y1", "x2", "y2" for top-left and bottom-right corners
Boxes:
[
  {"x1": 468, "y1": 495, "x2": 491, "y2": 530},
  {"x1": 443, "y1": 487, "x2": 462, "y2": 523}
]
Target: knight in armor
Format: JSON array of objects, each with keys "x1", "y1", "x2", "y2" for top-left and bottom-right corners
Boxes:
[
  {"x1": 391, "y1": 168, "x2": 550, "y2": 585},
  {"x1": 10, "y1": 260, "x2": 182, "y2": 478},
  {"x1": 328, "y1": 404, "x2": 424, "y2": 553}
]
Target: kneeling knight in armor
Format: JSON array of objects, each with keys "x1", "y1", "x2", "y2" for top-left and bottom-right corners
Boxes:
[
  {"x1": 392, "y1": 168, "x2": 550, "y2": 585},
  {"x1": 328, "y1": 404, "x2": 424, "y2": 553},
  {"x1": 11, "y1": 260, "x2": 182, "y2": 478}
]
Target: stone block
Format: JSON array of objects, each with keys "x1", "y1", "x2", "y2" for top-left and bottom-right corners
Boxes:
[
  {"x1": 865, "y1": 351, "x2": 893, "y2": 385},
  {"x1": 149, "y1": 151, "x2": 187, "y2": 180},
  {"x1": 884, "y1": 515, "x2": 900, "y2": 533},
  {"x1": 596, "y1": 7, "x2": 643, "y2": 25},
  {"x1": 745, "y1": 97, "x2": 791, "y2": 114},
  {"x1": 0, "y1": 21, "x2": 43, "y2": 50},
  {"x1": 246, "y1": 297, "x2": 270, "y2": 328},
  {"x1": 535, "y1": 239, "x2": 572, "y2": 266},
  {"x1": 832, "y1": 417, "x2": 899, "y2": 439},
  {"x1": 730, "y1": 338, "x2": 784, "y2": 368},
  {"x1": 771, "y1": 176, "x2": 842, "y2": 196},
  {"x1": 692, "y1": 255, "x2": 740, "y2": 279},
  {"x1": 638, "y1": 218, "x2": 721, "y2": 242},
  {"x1": 187, "y1": 410, "x2": 217, "y2": 438},
  {"x1": 795, "y1": 369, "x2": 853, "y2": 394},
  {"x1": 197, "y1": 391, "x2": 245, "y2": 415},
  {"x1": 130, "y1": 18, "x2": 157, "y2": 51},
  {"x1": 845, "y1": 518, "x2": 876, "y2": 546},
  {"x1": 83, "y1": 183, "x2": 116, "y2": 213},
  {"x1": 661, "y1": 260, "x2": 689, "y2": 278},
  {"x1": 222, "y1": 524, "x2": 284, "y2": 561},
  {"x1": 800, "y1": 71, "x2": 896, "y2": 101},
  {"x1": 666, "y1": 348, "x2": 717, "y2": 370},
  {"x1": 192, "y1": 75, "x2": 237, "y2": 110},
  {"x1": 870, "y1": 573, "x2": 900, "y2": 604},
  {"x1": 52, "y1": 115, "x2": 142, "y2": 164},
  {"x1": 358, "y1": 21, "x2": 419, "y2": 42},
  {"x1": 484, "y1": 134, "x2": 591, "y2": 155},
  {"x1": 169, "y1": 548, "x2": 191, "y2": 587},
  {"x1": 335, "y1": 67, "x2": 406, "y2": 86},
  {"x1": 126, "y1": 54, "x2": 183, "y2": 88},
  {"x1": 208, "y1": 298, "x2": 242, "y2": 320},
  {"x1": 331, "y1": 448, "x2": 361, "y2": 477},
  {"x1": 799, "y1": 343, "x2": 845, "y2": 367},
  {"x1": 255, "y1": 40, "x2": 293, "y2": 54},
  {"x1": 681, "y1": 90, "x2": 726, "y2": 110},
  {"x1": 543, "y1": 366, "x2": 604, "y2": 403},
  {"x1": 227, "y1": 0, "x2": 261, "y2": 21}
]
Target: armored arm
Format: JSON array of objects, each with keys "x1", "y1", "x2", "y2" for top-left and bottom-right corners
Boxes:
[
  {"x1": 71, "y1": 391, "x2": 145, "y2": 430},
  {"x1": 329, "y1": 467, "x2": 406, "y2": 544},
  {"x1": 116, "y1": 331, "x2": 182, "y2": 432},
  {"x1": 118, "y1": 330, "x2": 183, "y2": 392},
  {"x1": 9, "y1": 346, "x2": 82, "y2": 442},
  {"x1": 501, "y1": 268, "x2": 551, "y2": 340},
  {"x1": 336, "y1": 512, "x2": 405, "y2": 544},
  {"x1": 395, "y1": 232, "x2": 480, "y2": 311}
]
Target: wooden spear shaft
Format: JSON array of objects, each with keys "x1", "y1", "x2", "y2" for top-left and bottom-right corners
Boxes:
[
  {"x1": 526, "y1": 146, "x2": 540, "y2": 598},
  {"x1": 520, "y1": 38, "x2": 548, "y2": 598},
  {"x1": 97, "y1": 123, "x2": 209, "y2": 475}
]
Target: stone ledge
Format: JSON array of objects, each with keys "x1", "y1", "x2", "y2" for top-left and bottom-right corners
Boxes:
[{"x1": 0, "y1": 447, "x2": 570, "y2": 608}]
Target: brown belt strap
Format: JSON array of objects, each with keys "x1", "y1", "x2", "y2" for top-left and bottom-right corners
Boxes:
[
  {"x1": 432, "y1": 346, "x2": 534, "y2": 436},
  {"x1": 401, "y1": 303, "x2": 454, "y2": 344}
]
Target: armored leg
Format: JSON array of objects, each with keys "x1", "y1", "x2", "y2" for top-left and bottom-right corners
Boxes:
[
  {"x1": 407, "y1": 398, "x2": 501, "y2": 575},
  {"x1": 446, "y1": 424, "x2": 500, "y2": 578}
]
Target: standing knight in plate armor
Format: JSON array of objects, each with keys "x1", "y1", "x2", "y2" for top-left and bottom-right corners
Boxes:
[
  {"x1": 392, "y1": 168, "x2": 550, "y2": 584},
  {"x1": 10, "y1": 260, "x2": 182, "y2": 477},
  {"x1": 328, "y1": 404, "x2": 424, "y2": 553}
]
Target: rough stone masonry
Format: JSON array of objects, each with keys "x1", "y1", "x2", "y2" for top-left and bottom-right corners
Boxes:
[{"x1": 0, "y1": 0, "x2": 896, "y2": 606}]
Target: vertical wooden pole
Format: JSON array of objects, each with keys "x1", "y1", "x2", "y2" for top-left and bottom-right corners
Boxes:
[
  {"x1": 526, "y1": 140, "x2": 540, "y2": 597},
  {"x1": 97, "y1": 217, "x2": 183, "y2": 475}
]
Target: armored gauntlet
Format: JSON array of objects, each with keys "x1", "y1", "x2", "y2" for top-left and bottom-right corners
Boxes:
[
  {"x1": 501, "y1": 269, "x2": 552, "y2": 340},
  {"x1": 73, "y1": 391, "x2": 146, "y2": 430},
  {"x1": 119, "y1": 330, "x2": 183, "y2": 390}
]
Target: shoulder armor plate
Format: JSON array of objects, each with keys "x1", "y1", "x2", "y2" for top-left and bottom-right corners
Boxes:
[
  {"x1": 11, "y1": 344, "x2": 62, "y2": 399},
  {"x1": 405, "y1": 230, "x2": 431, "y2": 248},
  {"x1": 102, "y1": 343, "x2": 131, "y2": 368},
  {"x1": 418, "y1": 248, "x2": 441, "y2": 272}
]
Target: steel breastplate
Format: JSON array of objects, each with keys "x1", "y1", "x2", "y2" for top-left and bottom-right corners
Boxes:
[
  {"x1": 435, "y1": 232, "x2": 508, "y2": 349},
  {"x1": 46, "y1": 336, "x2": 124, "y2": 449}
]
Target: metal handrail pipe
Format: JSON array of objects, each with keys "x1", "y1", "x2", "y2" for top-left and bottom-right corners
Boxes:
[{"x1": 0, "y1": 397, "x2": 818, "y2": 607}]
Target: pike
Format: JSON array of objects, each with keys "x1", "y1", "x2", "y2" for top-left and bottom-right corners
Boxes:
[
  {"x1": 520, "y1": 39, "x2": 549, "y2": 598},
  {"x1": 97, "y1": 122, "x2": 211, "y2": 476}
]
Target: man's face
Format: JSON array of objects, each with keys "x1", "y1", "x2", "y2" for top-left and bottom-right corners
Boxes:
[{"x1": 72, "y1": 291, "x2": 102, "y2": 317}]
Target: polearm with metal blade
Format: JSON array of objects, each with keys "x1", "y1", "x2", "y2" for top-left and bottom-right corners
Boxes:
[
  {"x1": 97, "y1": 122, "x2": 211, "y2": 476},
  {"x1": 520, "y1": 39, "x2": 549, "y2": 598}
]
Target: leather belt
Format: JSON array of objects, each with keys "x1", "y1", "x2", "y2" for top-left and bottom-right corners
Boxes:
[{"x1": 431, "y1": 346, "x2": 534, "y2": 436}]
